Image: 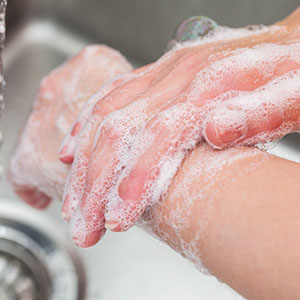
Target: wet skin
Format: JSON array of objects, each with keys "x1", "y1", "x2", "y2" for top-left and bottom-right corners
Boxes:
[{"x1": 59, "y1": 8, "x2": 300, "y2": 247}]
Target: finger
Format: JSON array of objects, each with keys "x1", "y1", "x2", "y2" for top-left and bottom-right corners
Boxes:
[
  {"x1": 104, "y1": 92, "x2": 238, "y2": 232},
  {"x1": 104, "y1": 41, "x2": 300, "y2": 231},
  {"x1": 59, "y1": 63, "x2": 164, "y2": 165},
  {"x1": 104, "y1": 103, "x2": 202, "y2": 231},
  {"x1": 58, "y1": 45, "x2": 133, "y2": 164},
  {"x1": 62, "y1": 64, "x2": 151, "y2": 159},
  {"x1": 69, "y1": 117, "x2": 125, "y2": 246},
  {"x1": 13, "y1": 184, "x2": 52, "y2": 209},
  {"x1": 62, "y1": 47, "x2": 206, "y2": 222},
  {"x1": 204, "y1": 69, "x2": 300, "y2": 149},
  {"x1": 59, "y1": 75, "x2": 130, "y2": 164},
  {"x1": 62, "y1": 65, "x2": 156, "y2": 221},
  {"x1": 66, "y1": 29, "x2": 299, "y2": 228},
  {"x1": 70, "y1": 202, "x2": 106, "y2": 248},
  {"x1": 74, "y1": 47, "x2": 219, "y2": 241},
  {"x1": 59, "y1": 61, "x2": 152, "y2": 165}
]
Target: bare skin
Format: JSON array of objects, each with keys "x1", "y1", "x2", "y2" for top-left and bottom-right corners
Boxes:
[
  {"x1": 143, "y1": 144, "x2": 300, "y2": 300},
  {"x1": 59, "y1": 7, "x2": 300, "y2": 247}
]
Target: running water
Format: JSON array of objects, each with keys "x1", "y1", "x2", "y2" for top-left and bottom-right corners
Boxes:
[{"x1": 0, "y1": 0, "x2": 6, "y2": 176}]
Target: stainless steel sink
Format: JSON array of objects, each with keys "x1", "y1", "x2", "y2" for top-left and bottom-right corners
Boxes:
[{"x1": 1, "y1": 1, "x2": 300, "y2": 299}]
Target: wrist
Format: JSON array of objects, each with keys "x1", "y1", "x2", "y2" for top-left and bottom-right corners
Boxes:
[{"x1": 140, "y1": 144, "x2": 269, "y2": 273}]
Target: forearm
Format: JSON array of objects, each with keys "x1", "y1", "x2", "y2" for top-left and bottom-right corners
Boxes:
[
  {"x1": 203, "y1": 154, "x2": 300, "y2": 299},
  {"x1": 141, "y1": 144, "x2": 300, "y2": 299}
]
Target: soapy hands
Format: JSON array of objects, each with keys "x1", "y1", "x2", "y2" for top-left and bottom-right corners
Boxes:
[
  {"x1": 58, "y1": 8, "x2": 300, "y2": 247},
  {"x1": 8, "y1": 8, "x2": 300, "y2": 248},
  {"x1": 8, "y1": 45, "x2": 132, "y2": 208}
]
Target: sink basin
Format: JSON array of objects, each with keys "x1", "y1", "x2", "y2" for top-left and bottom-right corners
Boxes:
[{"x1": 1, "y1": 1, "x2": 300, "y2": 299}]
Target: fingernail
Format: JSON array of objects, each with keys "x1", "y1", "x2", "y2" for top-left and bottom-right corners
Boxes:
[
  {"x1": 71, "y1": 121, "x2": 81, "y2": 137},
  {"x1": 72, "y1": 236, "x2": 86, "y2": 248},
  {"x1": 59, "y1": 145, "x2": 74, "y2": 164},
  {"x1": 105, "y1": 221, "x2": 121, "y2": 232},
  {"x1": 61, "y1": 211, "x2": 68, "y2": 220},
  {"x1": 206, "y1": 122, "x2": 243, "y2": 149},
  {"x1": 72, "y1": 229, "x2": 104, "y2": 248},
  {"x1": 85, "y1": 230, "x2": 104, "y2": 247},
  {"x1": 31, "y1": 190, "x2": 51, "y2": 209},
  {"x1": 218, "y1": 129, "x2": 243, "y2": 145},
  {"x1": 62, "y1": 195, "x2": 70, "y2": 221}
]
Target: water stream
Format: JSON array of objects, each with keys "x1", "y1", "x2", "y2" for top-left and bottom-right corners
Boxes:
[{"x1": 0, "y1": 0, "x2": 6, "y2": 176}]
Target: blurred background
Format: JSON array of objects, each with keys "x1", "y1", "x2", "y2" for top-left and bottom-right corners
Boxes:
[
  {"x1": 7, "y1": 0, "x2": 300, "y2": 63},
  {"x1": 1, "y1": 0, "x2": 300, "y2": 299}
]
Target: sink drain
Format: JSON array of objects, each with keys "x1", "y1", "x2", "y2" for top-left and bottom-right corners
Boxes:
[
  {"x1": 0, "y1": 249, "x2": 40, "y2": 300},
  {"x1": 0, "y1": 201, "x2": 86, "y2": 300}
]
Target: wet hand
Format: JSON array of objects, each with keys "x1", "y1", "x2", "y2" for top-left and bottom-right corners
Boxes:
[{"x1": 8, "y1": 45, "x2": 132, "y2": 209}]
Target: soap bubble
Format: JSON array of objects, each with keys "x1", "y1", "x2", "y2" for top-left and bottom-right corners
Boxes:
[
  {"x1": 174, "y1": 16, "x2": 219, "y2": 43},
  {"x1": 255, "y1": 140, "x2": 278, "y2": 151},
  {"x1": 166, "y1": 16, "x2": 218, "y2": 51}
]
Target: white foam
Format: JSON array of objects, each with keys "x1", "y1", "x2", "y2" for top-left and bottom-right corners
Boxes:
[
  {"x1": 169, "y1": 25, "x2": 282, "y2": 52},
  {"x1": 138, "y1": 144, "x2": 269, "y2": 272},
  {"x1": 103, "y1": 41, "x2": 300, "y2": 234},
  {"x1": 203, "y1": 69, "x2": 300, "y2": 147}
]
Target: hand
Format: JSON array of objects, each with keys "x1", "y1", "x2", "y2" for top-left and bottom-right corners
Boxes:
[
  {"x1": 11, "y1": 106, "x2": 300, "y2": 300},
  {"x1": 60, "y1": 7, "x2": 300, "y2": 247},
  {"x1": 8, "y1": 45, "x2": 132, "y2": 208}
]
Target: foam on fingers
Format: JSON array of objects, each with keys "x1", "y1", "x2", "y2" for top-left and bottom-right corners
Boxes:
[
  {"x1": 72, "y1": 101, "x2": 159, "y2": 237},
  {"x1": 103, "y1": 41, "x2": 300, "y2": 232},
  {"x1": 65, "y1": 48, "x2": 215, "y2": 237},
  {"x1": 57, "y1": 44, "x2": 134, "y2": 164},
  {"x1": 62, "y1": 66, "x2": 157, "y2": 221},
  {"x1": 203, "y1": 69, "x2": 300, "y2": 148},
  {"x1": 104, "y1": 103, "x2": 203, "y2": 231},
  {"x1": 59, "y1": 74, "x2": 134, "y2": 164},
  {"x1": 70, "y1": 204, "x2": 106, "y2": 248}
]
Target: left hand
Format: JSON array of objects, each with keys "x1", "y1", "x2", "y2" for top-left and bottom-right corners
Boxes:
[{"x1": 8, "y1": 45, "x2": 132, "y2": 209}]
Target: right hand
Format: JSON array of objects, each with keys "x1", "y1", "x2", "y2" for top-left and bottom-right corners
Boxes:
[{"x1": 60, "y1": 7, "x2": 300, "y2": 247}]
